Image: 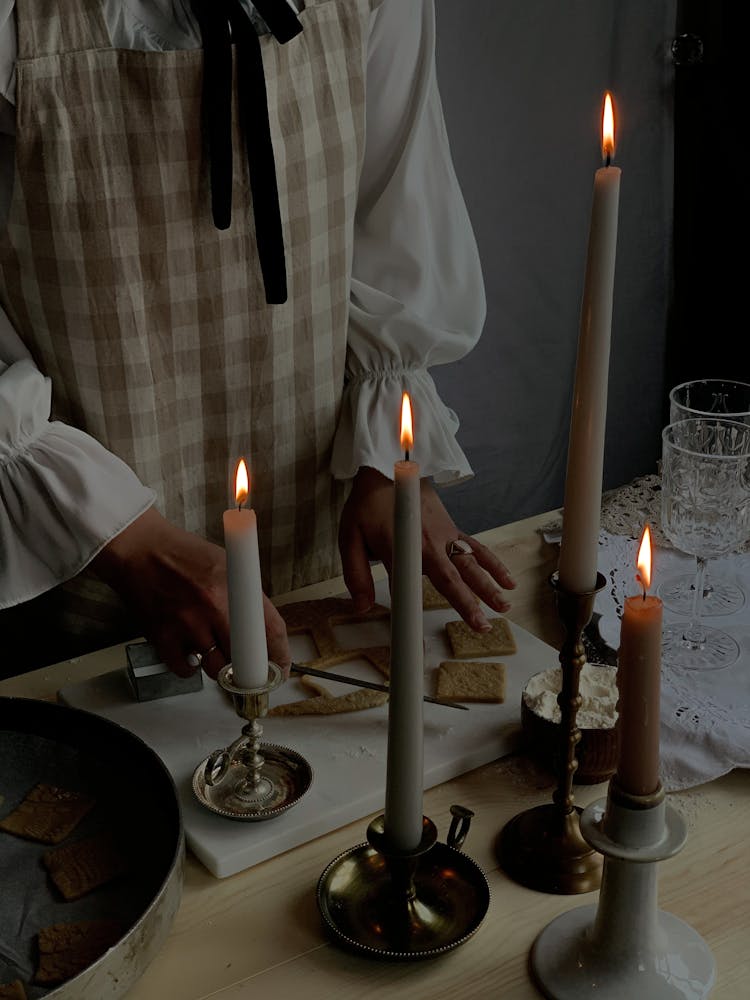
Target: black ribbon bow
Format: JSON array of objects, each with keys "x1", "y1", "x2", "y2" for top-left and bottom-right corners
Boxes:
[{"x1": 190, "y1": 0, "x2": 303, "y2": 305}]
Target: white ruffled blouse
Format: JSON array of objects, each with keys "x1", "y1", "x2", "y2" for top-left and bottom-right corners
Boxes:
[{"x1": 0, "y1": 0, "x2": 486, "y2": 608}]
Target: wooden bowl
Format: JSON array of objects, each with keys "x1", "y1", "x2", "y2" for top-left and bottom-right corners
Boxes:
[{"x1": 520, "y1": 666, "x2": 619, "y2": 784}]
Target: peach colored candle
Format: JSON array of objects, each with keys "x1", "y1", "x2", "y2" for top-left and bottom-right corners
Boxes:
[
  {"x1": 558, "y1": 92, "x2": 621, "y2": 594},
  {"x1": 384, "y1": 392, "x2": 425, "y2": 852},
  {"x1": 615, "y1": 524, "x2": 663, "y2": 796}
]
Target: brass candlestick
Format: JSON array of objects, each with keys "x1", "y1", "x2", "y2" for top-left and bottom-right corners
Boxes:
[
  {"x1": 317, "y1": 805, "x2": 489, "y2": 960},
  {"x1": 496, "y1": 571, "x2": 606, "y2": 893},
  {"x1": 192, "y1": 663, "x2": 312, "y2": 821}
]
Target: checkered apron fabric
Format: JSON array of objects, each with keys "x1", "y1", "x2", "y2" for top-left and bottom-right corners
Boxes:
[{"x1": 0, "y1": 0, "x2": 375, "y2": 643}]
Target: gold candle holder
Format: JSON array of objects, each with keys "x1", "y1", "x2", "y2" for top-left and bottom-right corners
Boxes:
[
  {"x1": 317, "y1": 805, "x2": 489, "y2": 960},
  {"x1": 192, "y1": 663, "x2": 312, "y2": 821},
  {"x1": 496, "y1": 571, "x2": 606, "y2": 893}
]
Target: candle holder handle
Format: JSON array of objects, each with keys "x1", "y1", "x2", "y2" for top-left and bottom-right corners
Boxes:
[
  {"x1": 192, "y1": 663, "x2": 313, "y2": 821},
  {"x1": 203, "y1": 718, "x2": 267, "y2": 793},
  {"x1": 496, "y1": 572, "x2": 607, "y2": 894},
  {"x1": 447, "y1": 803, "x2": 474, "y2": 850}
]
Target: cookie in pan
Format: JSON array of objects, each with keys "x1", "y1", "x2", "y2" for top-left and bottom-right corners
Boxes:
[
  {"x1": 42, "y1": 832, "x2": 130, "y2": 901},
  {"x1": 34, "y1": 919, "x2": 123, "y2": 986},
  {"x1": 0, "y1": 784, "x2": 95, "y2": 845},
  {"x1": 0, "y1": 980, "x2": 27, "y2": 999}
]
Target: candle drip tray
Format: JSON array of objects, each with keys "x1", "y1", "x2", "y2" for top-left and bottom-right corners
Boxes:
[
  {"x1": 193, "y1": 743, "x2": 312, "y2": 821},
  {"x1": 317, "y1": 813, "x2": 489, "y2": 960}
]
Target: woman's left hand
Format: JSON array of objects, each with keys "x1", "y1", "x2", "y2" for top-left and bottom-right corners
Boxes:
[{"x1": 338, "y1": 466, "x2": 516, "y2": 631}]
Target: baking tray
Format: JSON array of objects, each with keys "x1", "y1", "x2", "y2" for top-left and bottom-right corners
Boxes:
[{"x1": 0, "y1": 697, "x2": 184, "y2": 999}]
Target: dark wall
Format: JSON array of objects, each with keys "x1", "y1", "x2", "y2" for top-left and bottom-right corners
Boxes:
[
  {"x1": 667, "y1": 1, "x2": 746, "y2": 420},
  {"x1": 432, "y1": 2, "x2": 678, "y2": 533}
]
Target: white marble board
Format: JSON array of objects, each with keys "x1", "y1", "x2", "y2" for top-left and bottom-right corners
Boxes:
[{"x1": 59, "y1": 581, "x2": 559, "y2": 878}]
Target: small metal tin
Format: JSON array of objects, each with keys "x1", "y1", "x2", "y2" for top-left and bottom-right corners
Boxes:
[{"x1": 126, "y1": 641, "x2": 203, "y2": 702}]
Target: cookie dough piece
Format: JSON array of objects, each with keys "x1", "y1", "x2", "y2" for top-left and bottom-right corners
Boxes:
[
  {"x1": 436, "y1": 661, "x2": 506, "y2": 703},
  {"x1": 445, "y1": 617, "x2": 517, "y2": 659}
]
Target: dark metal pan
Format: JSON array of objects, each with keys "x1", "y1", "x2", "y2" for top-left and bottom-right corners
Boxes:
[{"x1": 0, "y1": 697, "x2": 183, "y2": 999}]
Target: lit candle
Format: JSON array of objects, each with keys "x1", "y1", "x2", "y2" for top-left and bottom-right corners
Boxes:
[
  {"x1": 615, "y1": 524, "x2": 663, "y2": 796},
  {"x1": 222, "y1": 458, "x2": 269, "y2": 688},
  {"x1": 558, "y1": 92, "x2": 622, "y2": 594},
  {"x1": 383, "y1": 392, "x2": 425, "y2": 852}
]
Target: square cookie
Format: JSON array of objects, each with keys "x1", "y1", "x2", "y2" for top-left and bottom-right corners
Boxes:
[
  {"x1": 422, "y1": 577, "x2": 451, "y2": 610},
  {"x1": 34, "y1": 919, "x2": 123, "y2": 986},
  {"x1": 0, "y1": 784, "x2": 95, "y2": 845},
  {"x1": 445, "y1": 617, "x2": 516, "y2": 659},
  {"x1": 0, "y1": 981, "x2": 27, "y2": 1000},
  {"x1": 43, "y1": 832, "x2": 129, "y2": 901},
  {"x1": 436, "y1": 661, "x2": 506, "y2": 702}
]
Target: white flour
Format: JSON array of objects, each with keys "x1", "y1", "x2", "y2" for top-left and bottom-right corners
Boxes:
[{"x1": 523, "y1": 663, "x2": 618, "y2": 729}]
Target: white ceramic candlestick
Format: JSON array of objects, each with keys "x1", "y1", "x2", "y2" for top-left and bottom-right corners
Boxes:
[
  {"x1": 384, "y1": 396, "x2": 425, "y2": 852},
  {"x1": 223, "y1": 460, "x2": 268, "y2": 688},
  {"x1": 530, "y1": 784, "x2": 715, "y2": 999},
  {"x1": 558, "y1": 93, "x2": 621, "y2": 594}
]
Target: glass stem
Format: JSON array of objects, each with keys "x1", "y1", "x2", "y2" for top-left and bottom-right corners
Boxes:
[{"x1": 684, "y1": 556, "x2": 708, "y2": 648}]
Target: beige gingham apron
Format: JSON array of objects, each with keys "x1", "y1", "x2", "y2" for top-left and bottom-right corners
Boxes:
[{"x1": 0, "y1": 0, "x2": 375, "y2": 645}]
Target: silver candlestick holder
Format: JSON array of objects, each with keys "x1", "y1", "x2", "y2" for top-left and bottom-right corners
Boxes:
[
  {"x1": 317, "y1": 805, "x2": 490, "y2": 960},
  {"x1": 530, "y1": 778, "x2": 716, "y2": 999},
  {"x1": 192, "y1": 663, "x2": 313, "y2": 821}
]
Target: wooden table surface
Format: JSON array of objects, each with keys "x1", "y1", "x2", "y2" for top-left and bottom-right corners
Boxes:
[{"x1": 1, "y1": 511, "x2": 748, "y2": 999}]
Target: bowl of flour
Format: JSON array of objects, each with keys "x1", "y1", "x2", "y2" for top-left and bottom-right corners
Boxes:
[{"x1": 521, "y1": 662, "x2": 619, "y2": 784}]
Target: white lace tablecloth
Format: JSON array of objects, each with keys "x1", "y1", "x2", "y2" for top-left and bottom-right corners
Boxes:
[{"x1": 544, "y1": 475, "x2": 750, "y2": 791}]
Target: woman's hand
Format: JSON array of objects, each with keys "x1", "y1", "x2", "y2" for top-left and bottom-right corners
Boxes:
[
  {"x1": 91, "y1": 507, "x2": 290, "y2": 678},
  {"x1": 338, "y1": 466, "x2": 516, "y2": 630}
]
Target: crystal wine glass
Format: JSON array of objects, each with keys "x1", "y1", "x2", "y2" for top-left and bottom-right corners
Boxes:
[
  {"x1": 658, "y1": 378, "x2": 750, "y2": 616},
  {"x1": 660, "y1": 417, "x2": 750, "y2": 671}
]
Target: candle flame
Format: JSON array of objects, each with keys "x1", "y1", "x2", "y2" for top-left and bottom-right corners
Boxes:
[
  {"x1": 235, "y1": 458, "x2": 249, "y2": 508},
  {"x1": 602, "y1": 92, "x2": 615, "y2": 162},
  {"x1": 636, "y1": 523, "x2": 652, "y2": 593},
  {"x1": 400, "y1": 392, "x2": 414, "y2": 453}
]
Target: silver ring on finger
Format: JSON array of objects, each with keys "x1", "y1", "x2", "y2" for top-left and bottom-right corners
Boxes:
[
  {"x1": 187, "y1": 642, "x2": 219, "y2": 669},
  {"x1": 446, "y1": 538, "x2": 473, "y2": 560}
]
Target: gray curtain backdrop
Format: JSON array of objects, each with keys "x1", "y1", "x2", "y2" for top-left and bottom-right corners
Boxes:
[{"x1": 431, "y1": 1, "x2": 677, "y2": 534}]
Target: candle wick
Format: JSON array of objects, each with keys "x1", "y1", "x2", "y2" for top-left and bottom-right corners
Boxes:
[
  {"x1": 605, "y1": 152, "x2": 611, "y2": 168},
  {"x1": 404, "y1": 449, "x2": 410, "y2": 463}
]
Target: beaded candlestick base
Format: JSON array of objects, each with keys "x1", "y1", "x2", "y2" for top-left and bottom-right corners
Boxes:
[
  {"x1": 530, "y1": 779, "x2": 715, "y2": 999},
  {"x1": 497, "y1": 572, "x2": 606, "y2": 893},
  {"x1": 192, "y1": 663, "x2": 312, "y2": 821},
  {"x1": 317, "y1": 805, "x2": 489, "y2": 960}
]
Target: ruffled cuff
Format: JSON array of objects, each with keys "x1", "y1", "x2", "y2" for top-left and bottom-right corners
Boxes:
[
  {"x1": 330, "y1": 366, "x2": 473, "y2": 485},
  {"x1": 1, "y1": 359, "x2": 155, "y2": 608}
]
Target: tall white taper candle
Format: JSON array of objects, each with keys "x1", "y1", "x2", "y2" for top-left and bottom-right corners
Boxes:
[
  {"x1": 558, "y1": 92, "x2": 621, "y2": 594},
  {"x1": 223, "y1": 459, "x2": 269, "y2": 688},
  {"x1": 384, "y1": 393, "x2": 425, "y2": 852}
]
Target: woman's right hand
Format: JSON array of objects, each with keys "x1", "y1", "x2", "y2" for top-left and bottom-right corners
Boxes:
[{"x1": 91, "y1": 507, "x2": 290, "y2": 678}]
